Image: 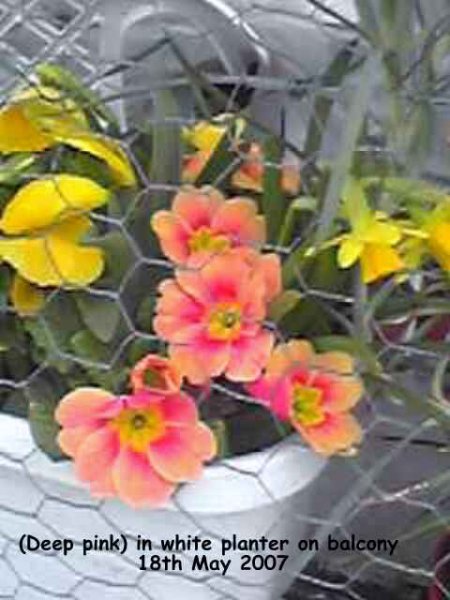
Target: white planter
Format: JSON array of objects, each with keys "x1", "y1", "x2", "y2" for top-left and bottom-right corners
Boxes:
[{"x1": 0, "y1": 414, "x2": 326, "y2": 600}]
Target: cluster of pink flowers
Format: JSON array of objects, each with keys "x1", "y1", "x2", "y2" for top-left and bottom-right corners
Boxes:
[
  {"x1": 152, "y1": 186, "x2": 364, "y2": 454},
  {"x1": 57, "y1": 185, "x2": 364, "y2": 508}
]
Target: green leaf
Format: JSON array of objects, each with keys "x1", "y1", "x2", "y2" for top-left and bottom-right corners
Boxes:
[
  {"x1": 268, "y1": 290, "x2": 303, "y2": 323},
  {"x1": 432, "y1": 358, "x2": 450, "y2": 404},
  {"x1": 304, "y1": 41, "x2": 362, "y2": 155},
  {"x1": 262, "y1": 136, "x2": 284, "y2": 242},
  {"x1": 75, "y1": 293, "x2": 122, "y2": 343},
  {"x1": 27, "y1": 372, "x2": 66, "y2": 461},
  {"x1": 70, "y1": 330, "x2": 109, "y2": 362},
  {"x1": 151, "y1": 90, "x2": 182, "y2": 186},
  {"x1": 316, "y1": 53, "x2": 380, "y2": 243},
  {"x1": 362, "y1": 176, "x2": 449, "y2": 210},
  {"x1": 0, "y1": 154, "x2": 36, "y2": 185},
  {"x1": 0, "y1": 267, "x2": 10, "y2": 311},
  {"x1": 277, "y1": 196, "x2": 318, "y2": 247},
  {"x1": 39, "y1": 294, "x2": 85, "y2": 352},
  {"x1": 196, "y1": 130, "x2": 236, "y2": 187},
  {"x1": 95, "y1": 231, "x2": 135, "y2": 288},
  {"x1": 36, "y1": 63, "x2": 119, "y2": 132},
  {"x1": 341, "y1": 177, "x2": 371, "y2": 231}
]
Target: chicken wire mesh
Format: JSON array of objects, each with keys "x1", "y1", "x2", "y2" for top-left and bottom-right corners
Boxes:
[{"x1": 0, "y1": 0, "x2": 449, "y2": 599}]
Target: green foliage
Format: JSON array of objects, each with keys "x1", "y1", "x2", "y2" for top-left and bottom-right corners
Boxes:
[
  {"x1": 36, "y1": 62, "x2": 120, "y2": 133},
  {"x1": 27, "y1": 371, "x2": 66, "y2": 461},
  {"x1": 75, "y1": 293, "x2": 122, "y2": 344}
]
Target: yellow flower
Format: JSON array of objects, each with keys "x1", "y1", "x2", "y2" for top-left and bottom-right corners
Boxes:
[
  {"x1": 401, "y1": 203, "x2": 450, "y2": 272},
  {"x1": 331, "y1": 179, "x2": 405, "y2": 284},
  {"x1": 337, "y1": 214, "x2": 404, "y2": 283},
  {"x1": 0, "y1": 86, "x2": 136, "y2": 187},
  {"x1": 0, "y1": 175, "x2": 108, "y2": 298},
  {"x1": 183, "y1": 121, "x2": 227, "y2": 153},
  {"x1": 183, "y1": 114, "x2": 246, "y2": 152}
]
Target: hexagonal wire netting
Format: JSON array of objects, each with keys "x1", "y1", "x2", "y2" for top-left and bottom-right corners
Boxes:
[{"x1": 0, "y1": 0, "x2": 449, "y2": 599}]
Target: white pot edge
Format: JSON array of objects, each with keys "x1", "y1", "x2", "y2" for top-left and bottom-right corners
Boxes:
[{"x1": 0, "y1": 413, "x2": 327, "y2": 515}]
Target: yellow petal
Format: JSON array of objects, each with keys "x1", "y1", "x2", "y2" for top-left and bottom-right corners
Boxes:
[
  {"x1": 363, "y1": 220, "x2": 401, "y2": 245},
  {"x1": 10, "y1": 274, "x2": 45, "y2": 316},
  {"x1": 0, "y1": 104, "x2": 53, "y2": 153},
  {"x1": 0, "y1": 216, "x2": 104, "y2": 286},
  {"x1": 360, "y1": 244, "x2": 404, "y2": 284},
  {"x1": 56, "y1": 133, "x2": 136, "y2": 187},
  {"x1": 337, "y1": 237, "x2": 363, "y2": 268},
  {"x1": 0, "y1": 175, "x2": 109, "y2": 235},
  {"x1": 427, "y1": 222, "x2": 450, "y2": 271},
  {"x1": 184, "y1": 121, "x2": 226, "y2": 151}
]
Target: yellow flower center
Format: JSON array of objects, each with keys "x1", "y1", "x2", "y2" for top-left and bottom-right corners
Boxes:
[
  {"x1": 291, "y1": 384, "x2": 325, "y2": 427},
  {"x1": 111, "y1": 407, "x2": 166, "y2": 452},
  {"x1": 188, "y1": 227, "x2": 230, "y2": 254},
  {"x1": 208, "y1": 302, "x2": 242, "y2": 341}
]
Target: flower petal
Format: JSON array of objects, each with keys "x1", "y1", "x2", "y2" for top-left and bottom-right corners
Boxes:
[
  {"x1": 226, "y1": 330, "x2": 274, "y2": 382},
  {"x1": 9, "y1": 274, "x2": 45, "y2": 316},
  {"x1": 338, "y1": 237, "x2": 363, "y2": 268},
  {"x1": 297, "y1": 412, "x2": 362, "y2": 456},
  {"x1": 55, "y1": 133, "x2": 136, "y2": 187},
  {"x1": 0, "y1": 226, "x2": 105, "y2": 287},
  {"x1": 182, "y1": 151, "x2": 210, "y2": 183},
  {"x1": 130, "y1": 354, "x2": 183, "y2": 394},
  {"x1": 172, "y1": 187, "x2": 223, "y2": 231},
  {"x1": 427, "y1": 222, "x2": 450, "y2": 271},
  {"x1": 55, "y1": 387, "x2": 120, "y2": 427},
  {"x1": 147, "y1": 424, "x2": 214, "y2": 483},
  {"x1": 313, "y1": 351, "x2": 356, "y2": 375},
  {"x1": 160, "y1": 392, "x2": 198, "y2": 426},
  {"x1": 364, "y1": 220, "x2": 401, "y2": 245},
  {"x1": 75, "y1": 426, "x2": 119, "y2": 482},
  {"x1": 112, "y1": 446, "x2": 175, "y2": 508},
  {"x1": 89, "y1": 471, "x2": 116, "y2": 498},
  {"x1": 211, "y1": 197, "x2": 266, "y2": 246},
  {"x1": 360, "y1": 244, "x2": 404, "y2": 284},
  {"x1": 57, "y1": 423, "x2": 101, "y2": 457},
  {"x1": 154, "y1": 279, "x2": 206, "y2": 343},
  {"x1": 170, "y1": 337, "x2": 230, "y2": 384},
  {"x1": 267, "y1": 340, "x2": 314, "y2": 377},
  {"x1": 0, "y1": 104, "x2": 53, "y2": 152},
  {"x1": 0, "y1": 175, "x2": 109, "y2": 235},
  {"x1": 247, "y1": 375, "x2": 292, "y2": 420},
  {"x1": 323, "y1": 376, "x2": 364, "y2": 413},
  {"x1": 151, "y1": 211, "x2": 191, "y2": 263}
]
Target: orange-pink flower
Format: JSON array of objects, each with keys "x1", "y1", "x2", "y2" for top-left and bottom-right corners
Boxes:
[
  {"x1": 130, "y1": 354, "x2": 182, "y2": 394},
  {"x1": 151, "y1": 187, "x2": 265, "y2": 266},
  {"x1": 182, "y1": 150, "x2": 210, "y2": 184},
  {"x1": 56, "y1": 387, "x2": 216, "y2": 508},
  {"x1": 154, "y1": 250, "x2": 280, "y2": 385},
  {"x1": 232, "y1": 143, "x2": 301, "y2": 196},
  {"x1": 247, "y1": 340, "x2": 363, "y2": 456}
]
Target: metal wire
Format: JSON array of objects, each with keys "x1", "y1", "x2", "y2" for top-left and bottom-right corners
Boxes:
[{"x1": 0, "y1": 1, "x2": 449, "y2": 599}]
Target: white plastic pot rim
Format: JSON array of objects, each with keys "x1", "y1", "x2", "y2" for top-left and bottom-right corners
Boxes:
[{"x1": 0, "y1": 414, "x2": 327, "y2": 515}]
